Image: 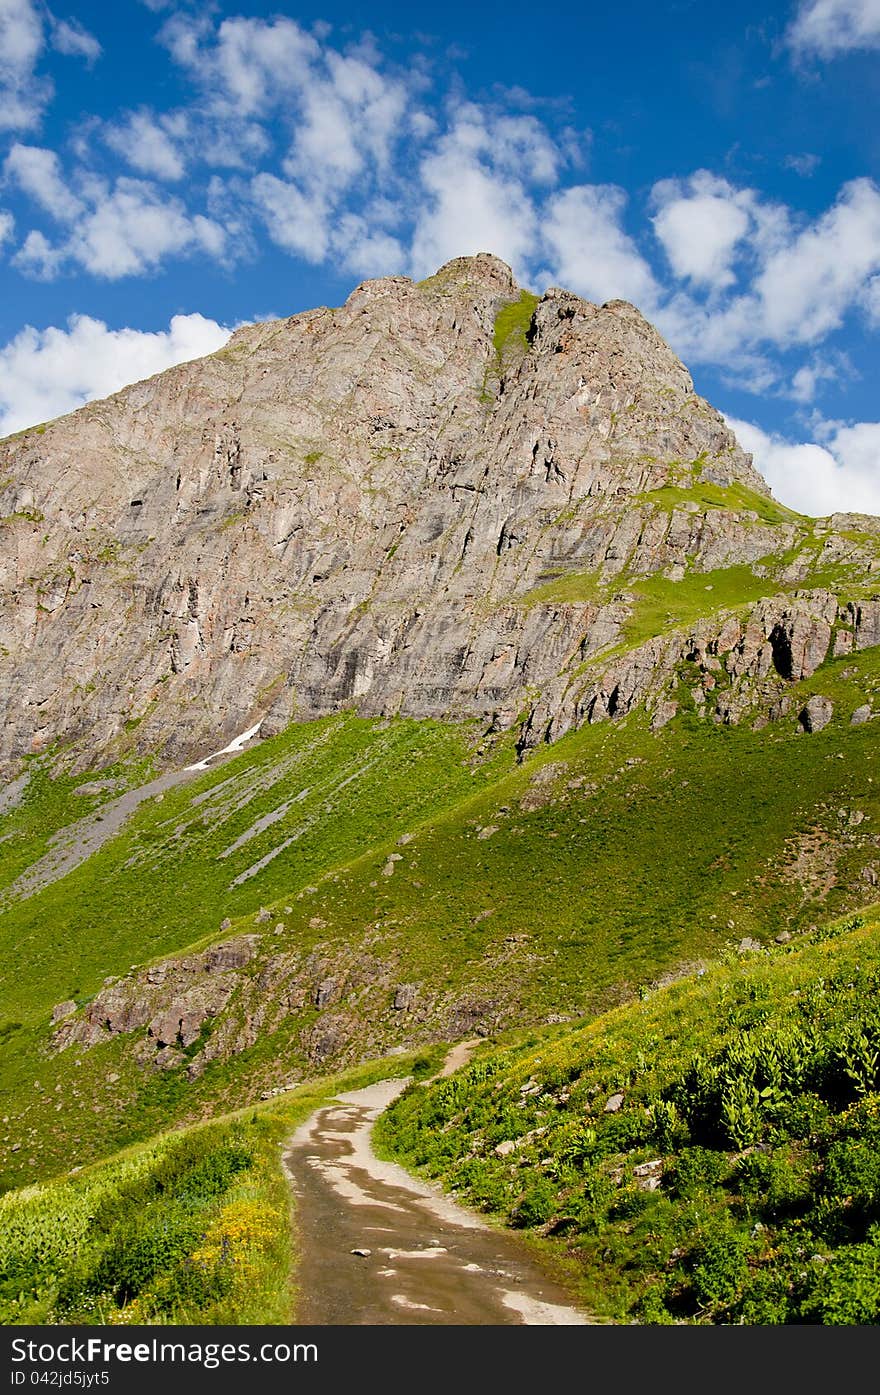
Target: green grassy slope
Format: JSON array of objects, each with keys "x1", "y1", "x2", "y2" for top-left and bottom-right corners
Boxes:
[
  {"x1": 378, "y1": 913, "x2": 880, "y2": 1324},
  {"x1": 2, "y1": 647, "x2": 880, "y2": 1192},
  {"x1": 0, "y1": 713, "x2": 502, "y2": 1022},
  {"x1": 0, "y1": 1048, "x2": 438, "y2": 1325}
]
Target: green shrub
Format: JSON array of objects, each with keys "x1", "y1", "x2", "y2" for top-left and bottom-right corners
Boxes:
[
  {"x1": 734, "y1": 1149, "x2": 812, "y2": 1219},
  {"x1": 823, "y1": 1135, "x2": 880, "y2": 1218},
  {"x1": 687, "y1": 1221, "x2": 753, "y2": 1309},
  {"x1": 668, "y1": 1146, "x2": 729, "y2": 1197},
  {"x1": 509, "y1": 1178, "x2": 559, "y2": 1229},
  {"x1": 798, "y1": 1237, "x2": 880, "y2": 1324}
]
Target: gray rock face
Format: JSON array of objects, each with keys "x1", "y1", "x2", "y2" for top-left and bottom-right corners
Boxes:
[
  {"x1": 52, "y1": 934, "x2": 260, "y2": 1063},
  {"x1": 0, "y1": 254, "x2": 772, "y2": 775},
  {"x1": 800, "y1": 695, "x2": 834, "y2": 733},
  {"x1": 3, "y1": 253, "x2": 879, "y2": 778}
]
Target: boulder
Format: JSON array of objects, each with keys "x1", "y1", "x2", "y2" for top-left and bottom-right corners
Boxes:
[
  {"x1": 393, "y1": 984, "x2": 418, "y2": 1012},
  {"x1": 799, "y1": 695, "x2": 833, "y2": 733}
]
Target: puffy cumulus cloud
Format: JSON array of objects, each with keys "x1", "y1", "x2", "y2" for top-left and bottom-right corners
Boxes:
[
  {"x1": 0, "y1": 0, "x2": 49, "y2": 131},
  {"x1": 284, "y1": 51, "x2": 409, "y2": 194},
  {"x1": 104, "y1": 110, "x2": 187, "y2": 181},
  {"x1": 789, "y1": 354, "x2": 845, "y2": 403},
  {"x1": 0, "y1": 312, "x2": 231, "y2": 438},
  {"x1": 161, "y1": 9, "x2": 417, "y2": 262},
  {"x1": 409, "y1": 105, "x2": 565, "y2": 281},
  {"x1": 11, "y1": 171, "x2": 227, "y2": 279},
  {"x1": 0, "y1": 1, "x2": 100, "y2": 130},
  {"x1": 727, "y1": 414, "x2": 880, "y2": 517},
  {"x1": 647, "y1": 177, "x2": 880, "y2": 378},
  {"x1": 651, "y1": 172, "x2": 754, "y2": 290},
  {"x1": 250, "y1": 173, "x2": 329, "y2": 263},
  {"x1": 788, "y1": 0, "x2": 880, "y2": 56},
  {"x1": 753, "y1": 178, "x2": 880, "y2": 344},
  {"x1": 251, "y1": 173, "x2": 404, "y2": 276},
  {"x1": 3, "y1": 142, "x2": 84, "y2": 219},
  {"x1": 411, "y1": 148, "x2": 532, "y2": 281},
  {"x1": 863, "y1": 274, "x2": 880, "y2": 324},
  {"x1": 160, "y1": 13, "x2": 319, "y2": 119},
  {"x1": 539, "y1": 184, "x2": 659, "y2": 308},
  {"x1": 332, "y1": 213, "x2": 404, "y2": 277},
  {"x1": 0, "y1": 209, "x2": 13, "y2": 247}
]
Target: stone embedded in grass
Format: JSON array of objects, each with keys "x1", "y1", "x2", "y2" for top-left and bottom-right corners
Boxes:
[
  {"x1": 799, "y1": 695, "x2": 833, "y2": 733},
  {"x1": 50, "y1": 1000, "x2": 76, "y2": 1024},
  {"x1": 604, "y1": 1092, "x2": 625, "y2": 1113},
  {"x1": 851, "y1": 704, "x2": 872, "y2": 726},
  {"x1": 651, "y1": 700, "x2": 678, "y2": 731},
  {"x1": 738, "y1": 937, "x2": 762, "y2": 953}
]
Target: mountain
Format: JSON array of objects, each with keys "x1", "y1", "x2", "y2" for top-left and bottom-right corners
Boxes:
[
  {"x1": 4, "y1": 252, "x2": 876, "y2": 781},
  {"x1": 3, "y1": 255, "x2": 880, "y2": 1199}
]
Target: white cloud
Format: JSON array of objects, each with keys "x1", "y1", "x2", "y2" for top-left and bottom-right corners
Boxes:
[
  {"x1": 12, "y1": 174, "x2": 227, "y2": 279},
  {"x1": 161, "y1": 13, "x2": 319, "y2": 118},
  {"x1": 649, "y1": 177, "x2": 880, "y2": 374},
  {"x1": 50, "y1": 17, "x2": 101, "y2": 64},
  {"x1": 4, "y1": 142, "x2": 83, "y2": 219},
  {"x1": 13, "y1": 227, "x2": 61, "y2": 277},
  {"x1": 652, "y1": 172, "x2": 752, "y2": 290},
  {"x1": 788, "y1": 0, "x2": 880, "y2": 56},
  {"x1": 411, "y1": 144, "x2": 537, "y2": 282},
  {"x1": 71, "y1": 180, "x2": 226, "y2": 277},
  {"x1": 0, "y1": 312, "x2": 231, "y2": 437},
  {"x1": 331, "y1": 212, "x2": 404, "y2": 276},
  {"x1": 863, "y1": 274, "x2": 880, "y2": 324},
  {"x1": 784, "y1": 153, "x2": 821, "y2": 177},
  {"x1": 753, "y1": 178, "x2": 880, "y2": 344},
  {"x1": 0, "y1": 0, "x2": 50, "y2": 131},
  {"x1": 283, "y1": 52, "x2": 409, "y2": 196},
  {"x1": 251, "y1": 173, "x2": 329, "y2": 263},
  {"x1": 727, "y1": 414, "x2": 880, "y2": 516},
  {"x1": 408, "y1": 106, "x2": 560, "y2": 280},
  {"x1": 789, "y1": 355, "x2": 842, "y2": 402},
  {"x1": 0, "y1": 6, "x2": 97, "y2": 131},
  {"x1": 0, "y1": 209, "x2": 14, "y2": 247},
  {"x1": 104, "y1": 111, "x2": 187, "y2": 181},
  {"x1": 540, "y1": 184, "x2": 659, "y2": 307}
]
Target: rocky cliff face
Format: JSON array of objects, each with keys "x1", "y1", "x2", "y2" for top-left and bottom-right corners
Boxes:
[{"x1": 1, "y1": 252, "x2": 802, "y2": 776}]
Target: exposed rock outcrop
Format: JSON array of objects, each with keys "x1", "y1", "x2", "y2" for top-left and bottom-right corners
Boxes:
[{"x1": 0, "y1": 253, "x2": 791, "y2": 776}]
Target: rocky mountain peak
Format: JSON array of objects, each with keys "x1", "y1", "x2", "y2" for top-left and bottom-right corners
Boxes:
[{"x1": 0, "y1": 255, "x2": 867, "y2": 776}]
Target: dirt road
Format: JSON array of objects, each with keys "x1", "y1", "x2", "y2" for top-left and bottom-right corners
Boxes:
[{"x1": 284, "y1": 1075, "x2": 589, "y2": 1326}]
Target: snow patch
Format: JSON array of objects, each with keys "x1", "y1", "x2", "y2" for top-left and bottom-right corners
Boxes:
[{"x1": 186, "y1": 721, "x2": 263, "y2": 771}]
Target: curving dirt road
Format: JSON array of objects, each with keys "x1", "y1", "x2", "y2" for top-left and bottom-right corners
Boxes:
[{"x1": 284, "y1": 1075, "x2": 590, "y2": 1326}]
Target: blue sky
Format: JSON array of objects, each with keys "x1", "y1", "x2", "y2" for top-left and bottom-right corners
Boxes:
[{"x1": 1, "y1": 0, "x2": 879, "y2": 514}]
